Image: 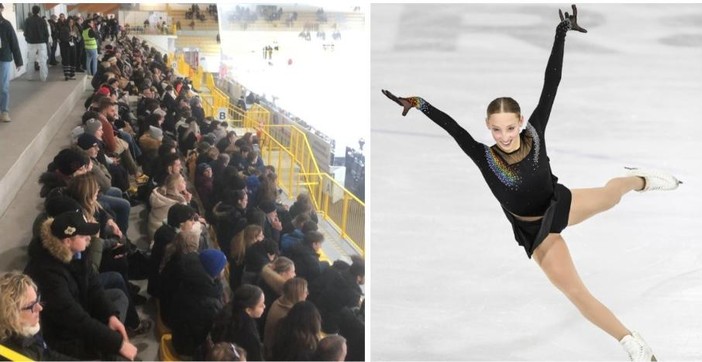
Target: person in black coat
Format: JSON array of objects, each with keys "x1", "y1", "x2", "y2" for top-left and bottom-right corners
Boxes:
[
  {"x1": 171, "y1": 249, "x2": 226, "y2": 357},
  {"x1": 211, "y1": 189, "x2": 248, "y2": 259},
  {"x1": 24, "y1": 211, "x2": 137, "y2": 360},
  {"x1": 148, "y1": 203, "x2": 197, "y2": 297},
  {"x1": 209, "y1": 285, "x2": 265, "y2": 361},
  {"x1": 285, "y1": 231, "x2": 328, "y2": 284}
]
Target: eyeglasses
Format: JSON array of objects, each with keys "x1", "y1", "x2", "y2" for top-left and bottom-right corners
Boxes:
[
  {"x1": 229, "y1": 343, "x2": 240, "y2": 360},
  {"x1": 21, "y1": 293, "x2": 43, "y2": 312}
]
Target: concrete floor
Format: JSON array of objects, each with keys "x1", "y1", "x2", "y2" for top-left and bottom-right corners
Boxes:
[{"x1": 371, "y1": 4, "x2": 702, "y2": 360}]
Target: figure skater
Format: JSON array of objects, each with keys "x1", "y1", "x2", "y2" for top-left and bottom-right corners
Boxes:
[{"x1": 382, "y1": 5, "x2": 680, "y2": 361}]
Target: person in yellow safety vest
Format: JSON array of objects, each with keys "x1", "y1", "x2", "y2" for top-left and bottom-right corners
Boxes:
[{"x1": 82, "y1": 17, "x2": 98, "y2": 76}]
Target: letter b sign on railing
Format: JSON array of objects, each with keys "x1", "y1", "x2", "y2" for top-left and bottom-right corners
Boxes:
[{"x1": 218, "y1": 108, "x2": 227, "y2": 121}]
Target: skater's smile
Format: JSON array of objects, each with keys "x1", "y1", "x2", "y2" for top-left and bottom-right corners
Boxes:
[{"x1": 487, "y1": 112, "x2": 524, "y2": 153}]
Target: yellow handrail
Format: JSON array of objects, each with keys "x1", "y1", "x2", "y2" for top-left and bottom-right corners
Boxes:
[
  {"x1": 172, "y1": 45, "x2": 365, "y2": 253},
  {"x1": 0, "y1": 344, "x2": 33, "y2": 361}
]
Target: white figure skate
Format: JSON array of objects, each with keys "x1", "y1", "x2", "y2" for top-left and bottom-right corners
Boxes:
[
  {"x1": 620, "y1": 331, "x2": 657, "y2": 361},
  {"x1": 625, "y1": 167, "x2": 682, "y2": 192}
]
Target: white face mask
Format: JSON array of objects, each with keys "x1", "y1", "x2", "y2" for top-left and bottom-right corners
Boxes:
[{"x1": 20, "y1": 322, "x2": 41, "y2": 337}]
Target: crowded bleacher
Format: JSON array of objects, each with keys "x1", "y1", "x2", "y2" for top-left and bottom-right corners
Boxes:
[{"x1": 0, "y1": 7, "x2": 364, "y2": 361}]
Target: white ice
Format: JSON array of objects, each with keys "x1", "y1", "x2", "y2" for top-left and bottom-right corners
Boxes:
[{"x1": 370, "y1": 4, "x2": 702, "y2": 360}]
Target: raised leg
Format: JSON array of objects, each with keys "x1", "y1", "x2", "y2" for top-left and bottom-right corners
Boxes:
[
  {"x1": 568, "y1": 176, "x2": 643, "y2": 227},
  {"x1": 533, "y1": 234, "x2": 630, "y2": 341}
]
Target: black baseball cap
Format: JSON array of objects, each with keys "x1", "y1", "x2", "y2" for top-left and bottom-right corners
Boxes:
[{"x1": 51, "y1": 210, "x2": 100, "y2": 239}]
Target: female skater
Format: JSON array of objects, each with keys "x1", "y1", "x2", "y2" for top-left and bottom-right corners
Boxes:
[{"x1": 382, "y1": 5, "x2": 680, "y2": 361}]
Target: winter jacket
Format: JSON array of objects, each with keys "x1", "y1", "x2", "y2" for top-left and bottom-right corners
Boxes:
[
  {"x1": 24, "y1": 219, "x2": 124, "y2": 360},
  {"x1": 147, "y1": 187, "x2": 186, "y2": 239},
  {"x1": 262, "y1": 297, "x2": 294, "y2": 360},
  {"x1": 0, "y1": 17, "x2": 22, "y2": 66},
  {"x1": 171, "y1": 253, "x2": 224, "y2": 357},
  {"x1": 24, "y1": 14, "x2": 49, "y2": 43},
  {"x1": 0, "y1": 333, "x2": 76, "y2": 361}
]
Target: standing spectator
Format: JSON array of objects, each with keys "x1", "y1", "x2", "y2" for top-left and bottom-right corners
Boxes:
[
  {"x1": 58, "y1": 16, "x2": 79, "y2": 80},
  {"x1": 24, "y1": 210, "x2": 138, "y2": 360},
  {"x1": 285, "y1": 231, "x2": 328, "y2": 283},
  {"x1": 313, "y1": 335, "x2": 347, "y2": 362},
  {"x1": 263, "y1": 277, "x2": 308, "y2": 359},
  {"x1": 74, "y1": 16, "x2": 85, "y2": 73},
  {"x1": 48, "y1": 15, "x2": 59, "y2": 65},
  {"x1": 82, "y1": 17, "x2": 98, "y2": 76},
  {"x1": 270, "y1": 301, "x2": 321, "y2": 361},
  {"x1": 24, "y1": 5, "x2": 49, "y2": 82},
  {"x1": 0, "y1": 272, "x2": 76, "y2": 360},
  {"x1": 0, "y1": 3, "x2": 22, "y2": 122}
]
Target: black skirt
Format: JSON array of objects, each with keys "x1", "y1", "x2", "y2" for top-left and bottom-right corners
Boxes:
[{"x1": 501, "y1": 183, "x2": 572, "y2": 258}]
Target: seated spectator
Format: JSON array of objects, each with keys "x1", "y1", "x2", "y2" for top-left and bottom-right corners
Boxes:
[
  {"x1": 158, "y1": 230, "x2": 200, "y2": 329},
  {"x1": 210, "y1": 285, "x2": 266, "y2": 361},
  {"x1": 75, "y1": 134, "x2": 131, "y2": 237},
  {"x1": 138, "y1": 125, "x2": 163, "y2": 165},
  {"x1": 263, "y1": 277, "x2": 308, "y2": 359},
  {"x1": 313, "y1": 335, "x2": 347, "y2": 362},
  {"x1": 38, "y1": 148, "x2": 90, "y2": 198},
  {"x1": 216, "y1": 131, "x2": 237, "y2": 154},
  {"x1": 148, "y1": 203, "x2": 197, "y2": 297},
  {"x1": 148, "y1": 173, "x2": 191, "y2": 239},
  {"x1": 0, "y1": 272, "x2": 75, "y2": 360},
  {"x1": 171, "y1": 249, "x2": 226, "y2": 357},
  {"x1": 24, "y1": 210, "x2": 137, "y2": 360},
  {"x1": 206, "y1": 342, "x2": 247, "y2": 361},
  {"x1": 229, "y1": 224, "x2": 263, "y2": 291},
  {"x1": 270, "y1": 301, "x2": 321, "y2": 361},
  {"x1": 285, "y1": 231, "x2": 328, "y2": 283}
]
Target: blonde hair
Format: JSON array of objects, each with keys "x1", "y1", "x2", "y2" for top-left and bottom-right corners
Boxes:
[
  {"x1": 65, "y1": 172, "x2": 100, "y2": 221},
  {"x1": 161, "y1": 173, "x2": 186, "y2": 202},
  {"x1": 230, "y1": 224, "x2": 262, "y2": 266},
  {"x1": 160, "y1": 230, "x2": 200, "y2": 272},
  {"x1": 0, "y1": 272, "x2": 38, "y2": 340},
  {"x1": 282, "y1": 277, "x2": 308, "y2": 304}
]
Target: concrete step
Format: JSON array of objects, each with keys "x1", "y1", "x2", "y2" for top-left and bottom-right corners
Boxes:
[{"x1": 0, "y1": 65, "x2": 91, "y2": 269}]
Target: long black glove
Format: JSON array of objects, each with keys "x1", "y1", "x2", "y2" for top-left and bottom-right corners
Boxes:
[
  {"x1": 381, "y1": 89, "x2": 413, "y2": 116},
  {"x1": 559, "y1": 4, "x2": 587, "y2": 33}
]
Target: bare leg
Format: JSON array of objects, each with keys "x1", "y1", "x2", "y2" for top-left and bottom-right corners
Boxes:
[
  {"x1": 568, "y1": 176, "x2": 643, "y2": 226},
  {"x1": 533, "y1": 234, "x2": 630, "y2": 341}
]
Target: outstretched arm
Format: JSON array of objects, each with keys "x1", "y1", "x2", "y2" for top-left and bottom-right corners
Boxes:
[
  {"x1": 381, "y1": 89, "x2": 484, "y2": 160},
  {"x1": 530, "y1": 5, "x2": 587, "y2": 134}
]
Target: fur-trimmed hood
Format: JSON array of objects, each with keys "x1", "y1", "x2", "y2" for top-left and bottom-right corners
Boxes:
[
  {"x1": 260, "y1": 263, "x2": 287, "y2": 295},
  {"x1": 39, "y1": 217, "x2": 74, "y2": 263}
]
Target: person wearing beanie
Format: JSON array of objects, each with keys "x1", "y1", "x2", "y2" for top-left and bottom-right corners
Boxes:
[
  {"x1": 24, "y1": 210, "x2": 138, "y2": 360},
  {"x1": 138, "y1": 125, "x2": 163, "y2": 164},
  {"x1": 38, "y1": 148, "x2": 90, "y2": 198},
  {"x1": 148, "y1": 203, "x2": 198, "y2": 297},
  {"x1": 199, "y1": 249, "x2": 227, "y2": 279},
  {"x1": 170, "y1": 247, "x2": 226, "y2": 357}
]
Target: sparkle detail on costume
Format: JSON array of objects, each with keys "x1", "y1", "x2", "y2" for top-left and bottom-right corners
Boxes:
[
  {"x1": 486, "y1": 146, "x2": 521, "y2": 189},
  {"x1": 525, "y1": 123, "x2": 541, "y2": 166},
  {"x1": 407, "y1": 97, "x2": 429, "y2": 112}
]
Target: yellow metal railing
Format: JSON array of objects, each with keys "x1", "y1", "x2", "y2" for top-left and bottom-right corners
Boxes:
[
  {"x1": 246, "y1": 122, "x2": 365, "y2": 254},
  {"x1": 172, "y1": 46, "x2": 365, "y2": 253}
]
